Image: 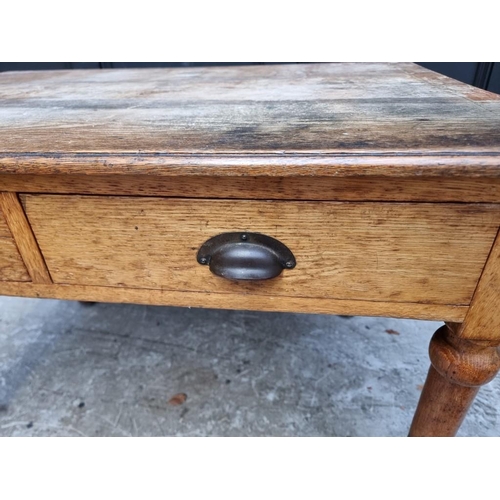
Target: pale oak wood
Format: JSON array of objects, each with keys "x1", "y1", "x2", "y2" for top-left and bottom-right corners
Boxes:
[
  {"x1": 0, "y1": 238, "x2": 30, "y2": 281},
  {"x1": 4, "y1": 174, "x2": 500, "y2": 203},
  {"x1": 411, "y1": 228, "x2": 500, "y2": 434},
  {"x1": 22, "y1": 195, "x2": 500, "y2": 306},
  {"x1": 457, "y1": 229, "x2": 500, "y2": 341},
  {"x1": 0, "y1": 207, "x2": 12, "y2": 238},
  {"x1": 0, "y1": 203, "x2": 30, "y2": 282},
  {"x1": 0, "y1": 281, "x2": 468, "y2": 322},
  {"x1": 0, "y1": 192, "x2": 51, "y2": 284}
]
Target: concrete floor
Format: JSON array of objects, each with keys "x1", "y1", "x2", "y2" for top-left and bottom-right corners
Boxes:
[{"x1": 0, "y1": 296, "x2": 498, "y2": 437}]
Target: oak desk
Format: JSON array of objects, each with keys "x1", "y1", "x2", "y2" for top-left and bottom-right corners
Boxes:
[{"x1": 1, "y1": 63, "x2": 499, "y2": 436}]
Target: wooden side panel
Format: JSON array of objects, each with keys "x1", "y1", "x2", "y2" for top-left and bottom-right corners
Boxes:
[
  {"x1": 23, "y1": 195, "x2": 500, "y2": 306},
  {"x1": 0, "y1": 192, "x2": 51, "y2": 284},
  {"x1": 0, "y1": 208, "x2": 11, "y2": 238},
  {"x1": 458, "y1": 229, "x2": 500, "y2": 341},
  {"x1": 0, "y1": 197, "x2": 31, "y2": 282}
]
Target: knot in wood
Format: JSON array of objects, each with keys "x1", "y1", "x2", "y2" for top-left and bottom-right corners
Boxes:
[{"x1": 429, "y1": 325, "x2": 500, "y2": 388}]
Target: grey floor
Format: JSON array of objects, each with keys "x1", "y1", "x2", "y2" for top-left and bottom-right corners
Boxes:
[{"x1": 0, "y1": 296, "x2": 498, "y2": 437}]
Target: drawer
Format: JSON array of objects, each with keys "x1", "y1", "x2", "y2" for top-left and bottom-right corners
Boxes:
[
  {"x1": 22, "y1": 195, "x2": 500, "y2": 306},
  {"x1": 0, "y1": 203, "x2": 30, "y2": 282}
]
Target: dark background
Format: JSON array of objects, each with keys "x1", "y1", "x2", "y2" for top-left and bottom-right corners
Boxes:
[{"x1": 0, "y1": 62, "x2": 498, "y2": 94}]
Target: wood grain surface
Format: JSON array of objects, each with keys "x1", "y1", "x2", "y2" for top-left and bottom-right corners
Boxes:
[
  {"x1": 2, "y1": 154, "x2": 500, "y2": 178},
  {"x1": 22, "y1": 195, "x2": 500, "y2": 306},
  {"x1": 409, "y1": 365, "x2": 480, "y2": 436},
  {"x1": 0, "y1": 281, "x2": 468, "y2": 322},
  {"x1": 458, "y1": 229, "x2": 500, "y2": 341},
  {"x1": 0, "y1": 63, "x2": 499, "y2": 178},
  {"x1": 0, "y1": 205, "x2": 11, "y2": 239},
  {"x1": 2, "y1": 63, "x2": 499, "y2": 439},
  {"x1": 4, "y1": 174, "x2": 500, "y2": 203},
  {"x1": 409, "y1": 324, "x2": 500, "y2": 436},
  {"x1": 0, "y1": 200, "x2": 30, "y2": 281},
  {"x1": 0, "y1": 192, "x2": 51, "y2": 283}
]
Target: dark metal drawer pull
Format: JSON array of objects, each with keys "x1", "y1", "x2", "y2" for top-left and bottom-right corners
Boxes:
[{"x1": 197, "y1": 232, "x2": 296, "y2": 281}]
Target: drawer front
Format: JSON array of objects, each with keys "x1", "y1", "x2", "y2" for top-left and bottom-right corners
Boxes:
[
  {"x1": 0, "y1": 204, "x2": 30, "y2": 282},
  {"x1": 23, "y1": 195, "x2": 500, "y2": 306}
]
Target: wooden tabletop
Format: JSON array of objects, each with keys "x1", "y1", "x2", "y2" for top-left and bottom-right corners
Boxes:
[{"x1": 0, "y1": 62, "x2": 499, "y2": 177}]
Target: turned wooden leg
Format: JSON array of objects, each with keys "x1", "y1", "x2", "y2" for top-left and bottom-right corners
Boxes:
[{"x1": 409, "y1": 324, "x2": 500, "y2": 436}]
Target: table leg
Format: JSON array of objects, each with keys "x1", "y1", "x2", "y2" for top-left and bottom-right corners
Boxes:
[{"x1": 409, "y1": 323, "x2": 500, "y2": 436}]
